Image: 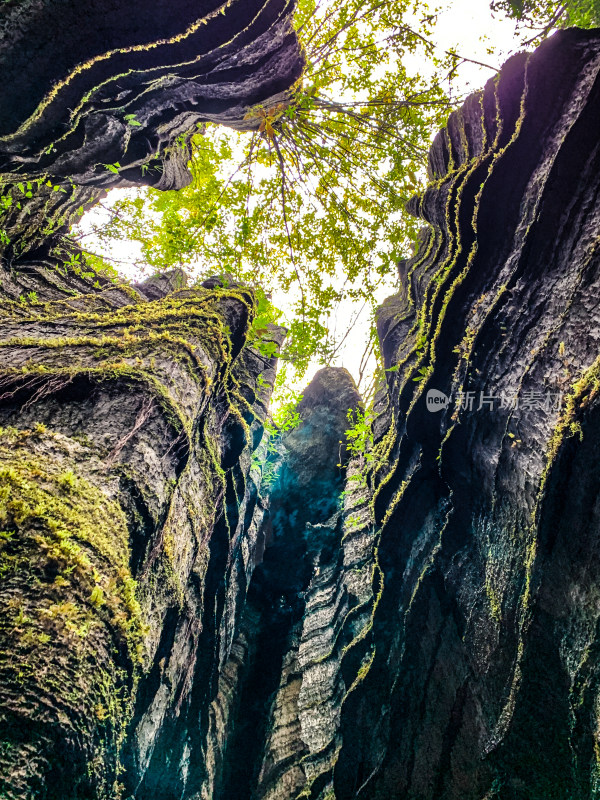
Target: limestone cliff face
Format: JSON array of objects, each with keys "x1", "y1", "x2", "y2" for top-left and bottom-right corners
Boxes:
[
  {"x1": 0, "y1": 0, "x2": 303, "y2": 275},
  {"x1": 332, "y1": 27, "x2": 600, "y2": 800},
  {"x1": 0, "y1": 2, "x2": 304, "y2": 797},
  {"x1": 0, "y1": 271, "x2": 285, "y2": 798},
  {"x1": 202, "y1": 367, "x2": 373, "y2": 800},
  {"x1": 217, "y1": 28, "x2": 600, "y2": 800},
  {"x1": 0, "y1": 0, "x2": 302, "y2": 185}
]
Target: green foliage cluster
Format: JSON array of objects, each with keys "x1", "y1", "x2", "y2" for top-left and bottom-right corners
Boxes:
[
  {"x1": 491, "y1": 0, "x2": 600, "y2": 38},
  {"x1": 344, "y1": 407, "x2": 375, "y2": 481},
  {"x1": 71, "y1": 0, "x2": 600, "y2": 416},
  {"x1": 0, "y1": 178, "x2": 64, "y2": 248},
  {"x1": 251, "y1": 385, "x2": 303, "y2": 488},
  {"x1": 74, "y1": 0, "x2": 459, "y2": 388}
]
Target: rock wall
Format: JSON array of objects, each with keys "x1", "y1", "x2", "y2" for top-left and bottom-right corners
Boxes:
[
  {"x1": 0, "y1": 2, "x2": 305, "y2": 797},
  {"x1": 0, "y1": 0, "x2": 301, "y2": 185},
  {"x1": 0, "y1": 0, "x2": 303, "y2": 274},
  {"x1": 331, "y1": 26, "x2": 600, "y2": 800},
  {"x1": 0, "y1": 271, "x2": 285, "y2": 798},
  {"x1": 204, "y1": 367, "x2": 375, "y2": 800},
  {"x1": 218, "y1": 27, "x2": 600, "y2": 800}
]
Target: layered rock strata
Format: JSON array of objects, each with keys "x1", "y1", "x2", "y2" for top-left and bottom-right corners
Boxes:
[
  {"x1": 1, "y1": 14, "x2": 600, "y2": 800},
  {"x1": 0, "y1": 3, "x2": 306, "y2": 796},
  {"x1": 0, "y1": 272, "x2": 284, "y2": 798},
  {"x1": 204, "y1": 367, "x2": 374, "y2": 800},
  {"x1": 228, "y1": 29, "x2": 600, "y2": 800},
  {"x1": 332, "y1": 26, "x2": 600, "y2": 800},
  {"x1": 0, "y1": 0, "x2": 302, "y2": 187},
  {"x1": 0, "y1": 0, "x2": 303, "y2": 271}
]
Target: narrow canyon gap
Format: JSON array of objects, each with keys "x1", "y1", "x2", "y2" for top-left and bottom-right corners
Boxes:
[{"x1": 0, "y1": 3, "x2": 599, "y2": 799}]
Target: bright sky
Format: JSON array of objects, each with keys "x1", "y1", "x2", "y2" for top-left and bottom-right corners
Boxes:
[
  {"x1": 76, "y1": 0, "x2": 528, "y2": 404},
  {"x1": 296, "y1": 0, "x2": 523, "y2": 398},
  {"x1": 433, "y1": 0, "x2": 521, "y2": 87}
]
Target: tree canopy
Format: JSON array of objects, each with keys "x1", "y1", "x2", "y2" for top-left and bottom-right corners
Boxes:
[
  {"x1": 492, "y1": 0, "x2": 600, "y2": 38},
  {"x1": 73, "y1": 0, "x2": 599, "y2": 404}
]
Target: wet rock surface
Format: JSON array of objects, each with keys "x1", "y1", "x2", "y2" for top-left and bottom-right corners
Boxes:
[
  {"x1": 0, "y1": 272, "x2": 283, "y2": 798},
  {"x1": 0, "y1": 0, "x2": 302, "y2": 188},
  {"x1": 0, "y1": 0, "x2": 303, "y2": 274},
  {"x1": 333, "y1": 27, "x2": 600, "y2": 800},
  {"x1": 207, "y1": 367, "x2": 374, "y2": 800}
]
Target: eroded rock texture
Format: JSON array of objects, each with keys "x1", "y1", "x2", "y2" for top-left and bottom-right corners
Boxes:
[
  {"x1": 331, "y1": 26, "x2": 600, "y2": 800},
  {"x1": 0, "y1": 1, "x2": 306, "y2": 795},
  {"x1": 0, "y1": 0, "x2": 303, "y2": 270},
  {"x1": 203, "y1": 367, "x2": 375, "y2": 800},
  {"x1": 0, "y1": 0, "x2": 301, "y2": 184},
  {"x1": 0, "y1": 272, "x2": 287, "y2": 799},
  {"x1": 212, "y1": 27, "x2": 600, "y2": 800}
]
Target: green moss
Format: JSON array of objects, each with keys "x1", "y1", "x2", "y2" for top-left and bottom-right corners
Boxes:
[
  {"x1": 0, "y1": 278, "x2": 264, "y2": 792},
  {"x1": 0, "y1": 436, "x2": 144, "y2": 657},
  {"x1": 539, "y1": 355, "x2": 600, "y2": 495},
  {"x1": 0, "y1": 430, "x2": 147, "y2": 796},
  {"x1": 485, "y1": 578, "x2": 502, "y2": 623},
  {"x1": 342, "y1": 647, "x2": 377, "y2": 703},
  {"x1": 386, "y1": 56, "x2": 531, "y2": 429}
]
